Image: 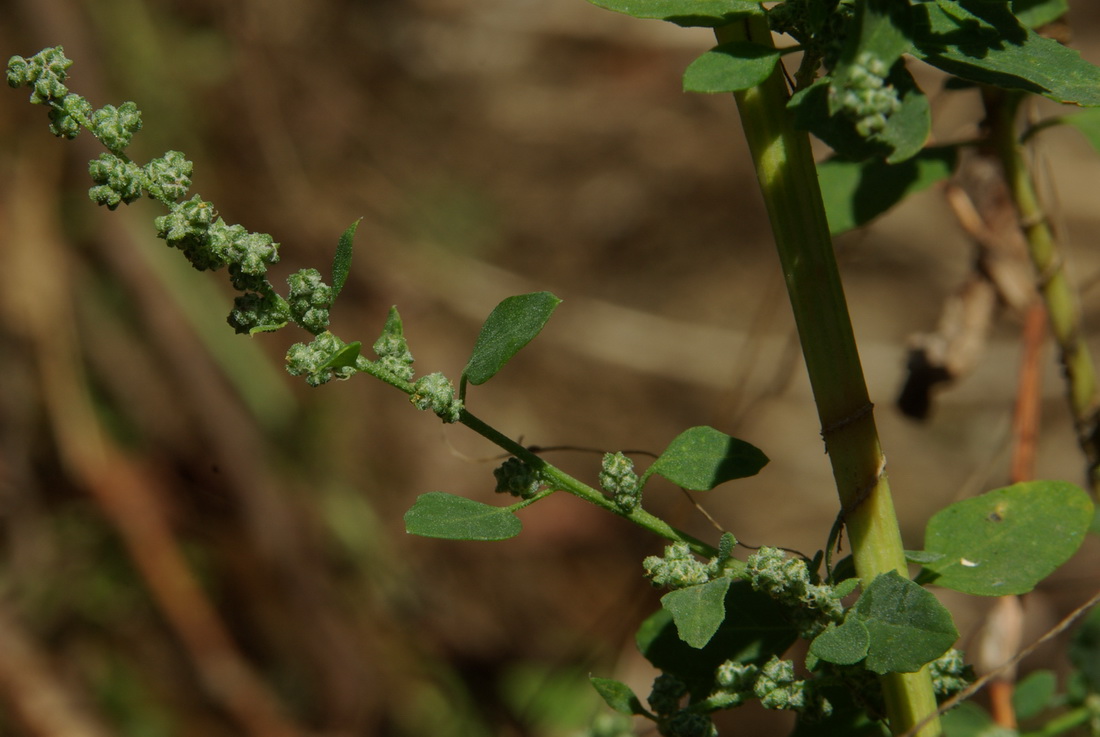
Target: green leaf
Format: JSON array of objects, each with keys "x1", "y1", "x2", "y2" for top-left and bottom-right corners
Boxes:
[
  {"x1": 404, "y1": 492, "x2": 522, "y2": 541},
  {"x1": 818, "y1": 146, "x2": 957, "y2": 235},
  {"x1": 646, "y1": 426, "x2": 768, "y2": 491},
  {"x1": 1012, "y1": 669, "x2": 1057, "y2": 720},
  {"x1": 938, "y1": 702, "x2": 1012, "y2": 737},
  {"x1": 637, "y1": 581, "x2": 797, "y2": 699},
  {"x1": 682, "y1": 42, "x2": 780, "y2": 93},
  {"x1": 904, "y1": 549, "x2": 946, "y2": 566},
  {"x1": 1012, "y1": 0, "x2": 1067, "y2": 29},
  {"x1": 660, "y1": 577, "x2": 731, "y2": 649},
  {"x1": 589, "y1": 677, "x2": 648, "y2": 716},
  {"x1": 810, "y1": 618, "x2": 870, "y2": 666},
  {"x1": 319, "y1": 341, "x2": 361, "y2": 370},
  {"x1": 331, "y1": 217, "x2": 361, "y2": 299},
  {"x1": 586, "y1": 0, "x2": 762, "y2": 27},
  {"x1": 1069, "y1": 604, "x2": 1100, "y2": 690},
  {"x1": 462, "y1": 292, "x2": 561, "y2": 386},
  {"x1": 917, "y1": 481, "x2": 1093, "y2": 596},
  {"x1": 911, "y1": 0, "x2": 1100, "y2": 107},
  {"x1": 854, "y1": 571, "x2": 958, "y2": 674},
  {"x1": 790, "y1": 62, "x2": 930, "y2": 164}
]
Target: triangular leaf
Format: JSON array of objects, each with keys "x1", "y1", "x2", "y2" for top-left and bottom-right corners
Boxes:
[
  {"x1": 462, "y1": 292, "x2": 561, "y2": 386},
  {"x1": 646, "y1": 426, "x2": 768, "y2": 491},
  {"x1": 682, "y1": 42, "x2": 780, "y2": 93},
  {"x1": 917, "y1": 481, "x2": 1093, "y2": 596},
  {"x1": 319, "y1": 341, "x2": 362, "y2": 371},
  {"x1": 810, "y1": 618, "x2": 870, "y2": 666},
  {"x1": 660, "y1": 577, "x2": 732, "y2": 649},
  {"x1": 586, "y1": 0, "x2": 762, "y2": 27},
  {"x1": 853, "y1": 572, "x2": 957, "y2": 674},
  {"x1": 589, "y1": 677, "x2": 649, "y2": 716},
  {"x1": 404, "y1": 492, "x2": 522, "y2": 541},
  {"x1": 332, "y1": 218, "x2": 361, "y2": 299}
]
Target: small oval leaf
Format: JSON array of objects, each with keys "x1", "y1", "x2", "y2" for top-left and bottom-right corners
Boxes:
[
  {"x1": 683, "y1": 42, "x2": 780, "y2": 93},
  {"x1": 854, "y1": 571, "x2": 958, "y2": 674},
  {"x1": 590, "y1": 677, "x2": 648, "y2": 716},
  {"x1": 661, "y1": 577, "x2": 732, "y2": 649},
  {"x1": 648, "y1": 426, "x2": 768, "y2": 491},
  {"x1": 918, "y1": 481, "x2": 1093, "y2": 596},
  {"x1": 404, "y1": 492, "x2": 522, "y2": 541},
  {"x1": 462, "y1": 292, "x2": 561, "y2": 386}
]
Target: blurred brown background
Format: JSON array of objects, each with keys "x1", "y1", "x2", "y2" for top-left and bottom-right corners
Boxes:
[{"x1": 2, "y1": 1, "x2": 1100, "y2": 735}]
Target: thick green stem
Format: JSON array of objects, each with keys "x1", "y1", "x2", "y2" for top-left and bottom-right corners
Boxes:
[
  {"x1": 717, "y1": 14, "x2": 940, "y2": 736},
  {"x1": 993, "y1": 93, "x2": 1100, "y2": 495}
]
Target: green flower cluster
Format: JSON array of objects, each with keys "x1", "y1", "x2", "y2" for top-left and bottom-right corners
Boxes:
[
  {"x1": 286, "y1": 332, "x2": 357, "y2": 387},
  {"x1": 7, "y1": 47, "x2": 307, "y2": 341},
  {"x1": 745, "y1": 547, "x2": 845, "y2": 636},
  {"x1": 831, "y1": 51, "x2": 902, "y2": 137},
  {"x1": 7, "y1": 46, "x2": 72, "y2": 104},
  {"x1": 647, "y1": 675, "x2": 717, "y2": 737},
  {"x1": 643, "y1": 534, "x2": 739, "y2": 590},
  {"x1": 927, "y1": 648, "x2": 973, "y2": 697},
  {"x1": 644, "y1": 543, "x2": 712, "y2": 589},
  {"x1": 287, "y1": 269, "x2": 334, "y2": 335},
  {"x1": 493, "y1": 457, "x2": 542, "y2": 500},
  {"x1": 599, "y1": 451, "x2": 640, "y2": 511},
  {"x1": 710, "y1": 656, "x2": 833, "y2": 719},
  {"x1": 372, "y1": 307, "x2": 415, "y2": 382},
  {"x1": 410, "y1": 372, "x2": 463, "y2": 423}
]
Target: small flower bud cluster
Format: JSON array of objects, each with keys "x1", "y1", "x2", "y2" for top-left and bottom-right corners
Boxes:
[
  {"x1": 831, "y1": 51, "x2": 902, "y2": 138},
  {"x1": 286, "y1": 332, "x2": 357, "y2": 387},
  {"x1": 8, "y1": 46, "x2": 377, "y2": 390},
  {"x1": 48, "y1": 94, "x2": 93, "y2": 139},
  {"x1": 646, "y1": 676, "x2": 717, "y2": 737},
  {"x1": 599, "y1": 452, "x2": 640, "y2": 511},
  {"x1": 286, "y1": 269, "x2": 334, "y2": 335},
  {"x1": 493, "y1": 457, "x2": 542, "y2": 499},
  {"x1": 91, "y1": 102, "x2": 142, "y2": 152},
  {"x1": 410, "y1": 372, "x2": 463, "y2": 423},
  {"x1": 373, "y1": 307, "x2": 415, "y2": 382},
  {"x1": 928, "y1": 648, "x2": 973, "y2": 697},
  {"x1": 643, "y1": 536, "x2": 740, "y2": 591},
  {"x1": 712, "y1": 656, "x2": 832, "y2": 718},
  {"x1": 745, "y1": 547, "x2": 844, "y2": 636},
  {"x1": 7, "y1": 46, "x2": 72, "y2": 104},
  {"x1": 644, "y1": 543, "x2": 712, "y2": 589},
  {"x1": 88, "y1": 153, "x2": 145, "y2": 210}
]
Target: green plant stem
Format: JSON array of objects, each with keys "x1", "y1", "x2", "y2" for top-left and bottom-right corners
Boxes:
[
  {"x1": 360, "y1": 358, "x2": 724, "y2": 558},
  {"x1": 459, "y1": 408, "x2": 724, "y2": 561},
  {"x1": 993, "y1": 91, "x2": 1100, "y2": 495},
  {"x1": 717, "y1": 14, "x2": 940, "y2": 736}
]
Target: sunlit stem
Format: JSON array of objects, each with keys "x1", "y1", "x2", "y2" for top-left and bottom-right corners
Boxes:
[{"x1": 716, "y1": 13, "x2": 941, "y2": 736}]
